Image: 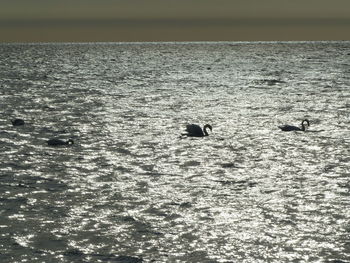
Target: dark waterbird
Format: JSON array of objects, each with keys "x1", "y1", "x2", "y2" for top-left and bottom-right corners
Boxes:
[
  {"x1": 278, "y1": 119, "x2": 310, "y2": 131},
  {"x1": 11, "y1": 119, "x2": 25, "y2": 126},
  {"x1": 47, "y1": 138, "x2": 74, "y2": 146},
  {"x1": 183, "y1": 124, "x2": 212, "y2": 137}
]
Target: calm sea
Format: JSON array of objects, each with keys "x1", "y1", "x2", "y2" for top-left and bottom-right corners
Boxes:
[{"x1": 0, "y1": 42, "x2": 349, "y2": 263}]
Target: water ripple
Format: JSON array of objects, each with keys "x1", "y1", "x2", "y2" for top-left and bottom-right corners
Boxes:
[{"x1": 0, "y1": 42, "x2": 349, "y2": 262}]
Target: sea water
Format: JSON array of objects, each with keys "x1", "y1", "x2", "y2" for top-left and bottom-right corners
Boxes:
[{"x1": 0, "y1": 42, "x2": 349, "y2": 262}]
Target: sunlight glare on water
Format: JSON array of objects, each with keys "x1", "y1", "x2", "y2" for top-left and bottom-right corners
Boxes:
[{"x1": 0, "y1": 42, "x2": 349, "y2": 262}]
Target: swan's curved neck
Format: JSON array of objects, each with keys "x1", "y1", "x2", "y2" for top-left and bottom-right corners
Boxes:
[
  {"x1": 203, "y1": 127, "x2": 209, "y2": 136},
  {"x1": 301, "y1": 120, "x2": 309, "y2": 131}
]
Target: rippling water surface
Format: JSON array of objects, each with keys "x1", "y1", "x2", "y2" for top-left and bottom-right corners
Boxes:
[{"x1": 0, "y1": 42, "x2": 349, "y2": 262}]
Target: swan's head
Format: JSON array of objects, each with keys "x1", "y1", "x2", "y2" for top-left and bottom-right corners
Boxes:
[
  {"x1": 67, "y1": 139, "x2": 74, "y2": 145},
  {"x1": 302, "y1": 119, "x2": 310, "y2": 127},
  {"x1": 204, "y1": 124, "x2": 212, "y2": 132}
]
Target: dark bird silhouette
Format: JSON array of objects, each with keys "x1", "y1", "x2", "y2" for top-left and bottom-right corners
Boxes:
[
  {"x1": 11, "y1": 119, "x2": 25, "y2": 126},
  {"x1": 47, "y1": 138, "x2": 74, "y2": 146},
  {"x1": 183, "y1": 124, "x2": 212, "y2": 137},
  {"x1": 278, "y1": 119, "x2": 310, "y2": 131}
]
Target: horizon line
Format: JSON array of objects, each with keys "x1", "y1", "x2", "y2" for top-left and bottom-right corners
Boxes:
[
  {"x1": 1, "y1": 17, "x2": 350, "y2": 27},
  {"x1": 1, "y1": 40, "x2": 349, "y2": 45}
]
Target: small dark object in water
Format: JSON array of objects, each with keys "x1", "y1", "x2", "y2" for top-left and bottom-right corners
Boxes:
[
  {"x1": 278, "y1": 119, "x2": 310, "y2": 131},
  {"x1": 183, "y1": 124, "x2": 212, "y2": 137},
  {"x1": 112, "y1": 255, "x2": 143, "y2": 263},
  {"x1": 11, "y1": 119, "x2": 25, "y2": 126},
  {"x1": 265, "y1": 79, "x2": 286, "y2": 86},
  {"x1": 47, "y1": 138, "x2": 74, "y2": 146}
]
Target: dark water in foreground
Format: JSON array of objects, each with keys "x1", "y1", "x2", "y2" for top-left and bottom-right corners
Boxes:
[{"x1": 0, "y1": 42, "x2": 349, "y2": 262}]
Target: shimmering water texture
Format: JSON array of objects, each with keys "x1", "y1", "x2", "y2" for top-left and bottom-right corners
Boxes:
[{"x1": 0, "y1": 42, "x2": 349, "y2": 263}]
